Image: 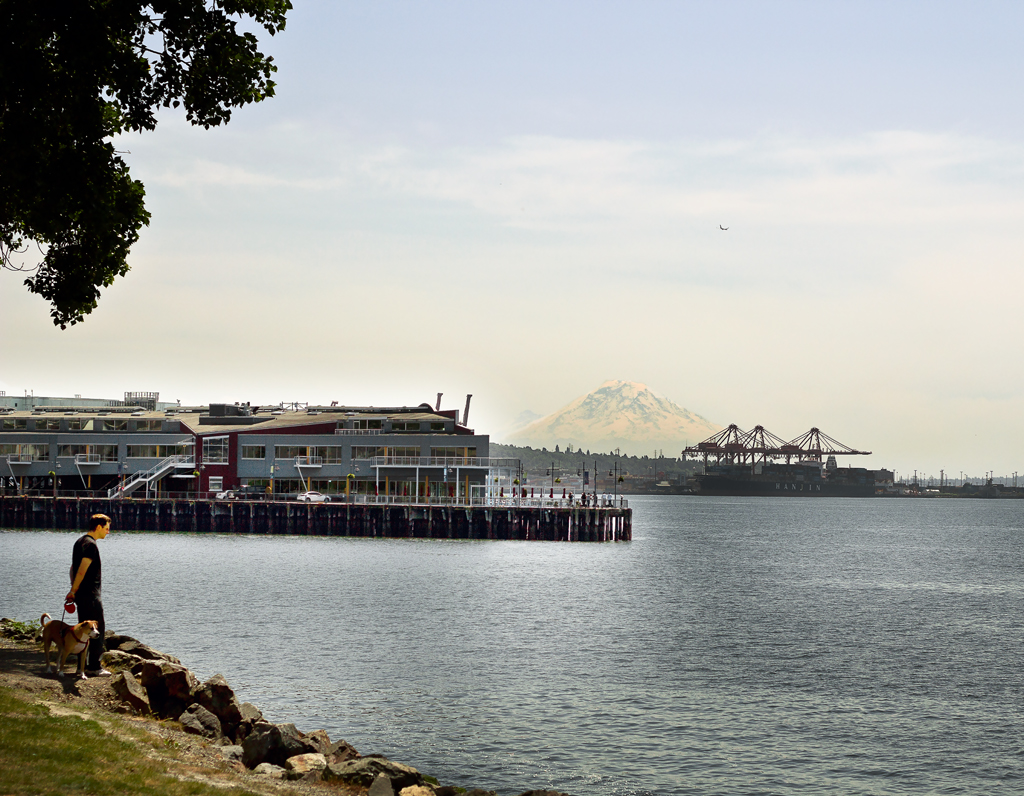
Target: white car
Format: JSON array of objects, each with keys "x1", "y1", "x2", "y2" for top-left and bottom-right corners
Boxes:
[{"x1": 296, "y1": 491, "x2": 331, "y2": 503}]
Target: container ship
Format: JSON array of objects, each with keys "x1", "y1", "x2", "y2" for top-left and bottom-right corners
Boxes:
[
  {"x1": 684, "y1": 425, "x2": 883, "y2": 498},
  {"x1": 693, "y1": 457, "x2": 875, "y2": 497}
]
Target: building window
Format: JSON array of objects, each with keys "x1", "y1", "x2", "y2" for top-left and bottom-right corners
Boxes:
[
  {"x1": 313, "y1": 446, "x2": 344, "y2": 464},
  {"x1": 127, "y1": 444, "x2": 191, "y2": 459},
  {"x1": 134, "y1": 420, "x2": 163, "y2": 431},
  {"x1": 241, "y1": 445, "x2": 266, "y2": 460},
  {"x1": 23, "y1": 444, "x2": 50, "y2": 461},
  {"x1": 91, "y1": 445, "x2": 118, "y2": 462},
  {"x1": 430, "y1": 422, "x2": 446, "y2": 431},
  {"x1": 352, "y1": 419, "x2": 383, "y2": 430},
  {"x1": 66, "y1": 419, "x2": 95, "y2": 431},
  {"x1": 430, "y1": 447, "x2": 478, "y2": 459},
  {"x1": 0, "y1": 444, "x2": 17, "y2": 456},
  {"x1": 209, "y1": 476, "x2": 224, "y2": 492},
  {"x1": 275, "y1": 445, "x2": 308, "y2": 460},
  {"x1": 390, "y1": 421, "x2": 420, "y2": 432},
  {"x1": 1, "y1": 419, "x2": 27, "y2": 430},
  {"x1": 102, "y1": 419, "x2": 129, "y2": 431},
  {"x1": 203, "y1": 436, "x2": 230, "y2": 464},
  {"x1": 356, "y1": 446, "x2": 421, "y2": 459}
]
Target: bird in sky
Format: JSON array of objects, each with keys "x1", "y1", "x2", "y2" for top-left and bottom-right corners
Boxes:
[{"x1": 719, "y1": 225, "x2": 729, "y2": 230}]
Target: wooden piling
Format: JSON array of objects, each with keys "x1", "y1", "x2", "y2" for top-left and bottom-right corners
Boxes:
[{"x1": 0, "y1": 496, "x2": 631, "y2": 542}]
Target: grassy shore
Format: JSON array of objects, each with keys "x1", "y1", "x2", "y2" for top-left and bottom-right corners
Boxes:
[
  {"x1": 0, "y1": 635, "x2": 353, "y2": 796},
  {"x1": 0, "y1": 683, "x2": 260, "y2": 796}
]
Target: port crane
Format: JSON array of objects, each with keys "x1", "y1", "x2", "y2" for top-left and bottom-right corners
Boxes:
[{"x1": 683, "y1": 425, "x2": 871, "y2": 468}]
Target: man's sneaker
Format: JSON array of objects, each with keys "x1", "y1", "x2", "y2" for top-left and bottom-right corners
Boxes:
[{"x1": 85, "y1": 668, "x2": 112, "y2": 677}]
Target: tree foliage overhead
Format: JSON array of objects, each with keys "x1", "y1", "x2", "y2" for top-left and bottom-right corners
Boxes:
[{"x1": 0, "y1": 0, "x2": 291, "y2": 328}]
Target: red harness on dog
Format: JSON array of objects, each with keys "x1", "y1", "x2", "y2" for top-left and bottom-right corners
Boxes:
[{"x1": 59, "y1": 624, "x2": 90, "y2": 652}]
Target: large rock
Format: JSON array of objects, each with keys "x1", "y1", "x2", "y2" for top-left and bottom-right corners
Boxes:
[
  {"x1": 253, "y1": 763, "x2": 286, "y2": 778},
  {"x1": 102, "y1": 649, "x2": 148, "y2": 674},
  {"x1": 399, "y1": 787, "x2": 435, "y2": 796},
  {"x1": 106, "y1": 634, "x2": 181, "y2": 664},
  {"x1": 241, "y1": 722, "x2": 320, "y2": 769},
  {"x1": 324, "y1": 757, "x2": 424, "y2": 791},
  {"x1": 111, "y1": 671, "x2": 150, "y2": 713},
  {"x1": 191, "y1": 674, "x2": 243, "y2": 739},
  {"x1": 284, "y1": 753, "x2": 327, "y2": 781},
  {"x1": 369, "y1": 775, "x2": 395, "y2": 796},
  {"x1": 326, "y1": 738, "x2": 360, "y2": 764},
  {"x1": 234, "y1": 702, "x2": 264, "y2": 743},
  {"x1": 240, "y1": 701, "x2": 263, "y2": 722},
  {"x1": 139, "y1": 660, "x2": 198, "y2": 719},
  {"x1": 179, "y1": 704, "x2": 223, "y2": 739}
]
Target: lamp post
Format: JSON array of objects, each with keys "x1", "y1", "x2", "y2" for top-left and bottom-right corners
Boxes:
[
  {"x1": 609, "y1": 462, "x2": 623, "y2": 502},
  {"x1": 546, "y1": 461, "x2": 560, "y2": 491}
]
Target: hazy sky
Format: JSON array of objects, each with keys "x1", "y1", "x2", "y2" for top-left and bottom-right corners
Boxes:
[{"x1": 3, "y1": 1, "x2": 1024, "y2": 478}]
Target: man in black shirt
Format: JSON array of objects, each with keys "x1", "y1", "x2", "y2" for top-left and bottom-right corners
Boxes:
[{"x1": 67, "y1": 513, "x2": 111, "y2": 675}]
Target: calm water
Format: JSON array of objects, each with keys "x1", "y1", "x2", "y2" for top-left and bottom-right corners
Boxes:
[{"x1": 3, "y1": 496, "x2": 1024, "y2": 795}]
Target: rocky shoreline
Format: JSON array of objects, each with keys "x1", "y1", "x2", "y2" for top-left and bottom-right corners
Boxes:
[{"x1": 0, "y1": 618, "x2": 571, "y2": 796}]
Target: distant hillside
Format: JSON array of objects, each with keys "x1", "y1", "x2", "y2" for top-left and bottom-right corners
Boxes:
[
  {"x1": 503, "y1": 380, "x2": 720, "y2": 457},
  {"x1": 489, "y1": 442, "x2": 700, "y2": 478}
]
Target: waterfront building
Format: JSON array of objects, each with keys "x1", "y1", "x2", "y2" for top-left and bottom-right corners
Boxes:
[{"x1": 0, "y1": 398, "x2": 510, "y2": 501}]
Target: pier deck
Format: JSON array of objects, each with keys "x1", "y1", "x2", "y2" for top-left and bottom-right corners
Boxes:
[{"x1": 0, "y1": 496, "x2": 631, "y2": 542}]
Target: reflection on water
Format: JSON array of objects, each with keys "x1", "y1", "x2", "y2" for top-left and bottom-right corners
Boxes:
[{"x1": 4, "y1": 496, "x2": 1024, "y2": 795}]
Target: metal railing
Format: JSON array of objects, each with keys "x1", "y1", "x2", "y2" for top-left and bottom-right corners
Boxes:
[
  {"x1": 326, "y1": 494, "x2": 628, "y2": 508},
  {"x1": 107, "y1": 454, "x2": 195, "y2": 498},
  {"x1": 74, "y1": 453, "x2": 101, "y2": 464},
  {"x1": 369, "y1": 456, "x2": 518, "y2": 469},
  {"x1": 5, "y1": 454, "x2": 36, "y2": 464},
  {"x1": 1, "y1": 489, "x2": 630, "y2": 508},
  {"x1": 294, "y1": 456, "x2": 323, "y2": 467},
  {"x1": 334, "y1": 429, "x2": 383, "y2": 435}
]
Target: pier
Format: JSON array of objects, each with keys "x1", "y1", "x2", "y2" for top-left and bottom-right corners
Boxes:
[{"x1": 0, "y1": 496, "x2": 631, "y2": 542}]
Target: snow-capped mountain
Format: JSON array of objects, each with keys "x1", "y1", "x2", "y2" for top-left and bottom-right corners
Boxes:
[{"x1": 504, "y1": 380, "x2": 721, "y2": 457}]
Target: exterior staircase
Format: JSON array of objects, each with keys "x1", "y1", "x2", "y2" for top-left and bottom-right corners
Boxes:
[{"x1": 107, "y1": 455, "x2": 194, "y2": 499}]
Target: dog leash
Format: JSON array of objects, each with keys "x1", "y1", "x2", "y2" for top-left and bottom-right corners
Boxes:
[{"x1": 61, "y1": 595, "x2": 76, "y2": 624}]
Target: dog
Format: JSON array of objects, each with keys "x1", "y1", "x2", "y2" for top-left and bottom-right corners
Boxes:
[{"x1": 40, "y1": 613, "x2": 100, "y2": 679}]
